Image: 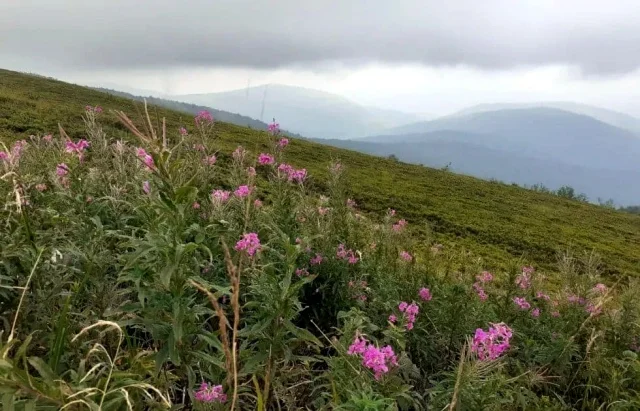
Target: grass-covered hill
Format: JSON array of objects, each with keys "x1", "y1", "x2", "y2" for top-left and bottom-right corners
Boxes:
[{"x1": 1, "y1": 68, "x2": 639, "y2": 276}]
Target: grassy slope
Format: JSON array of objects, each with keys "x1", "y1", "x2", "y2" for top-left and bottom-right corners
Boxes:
[{"x1": 1, "y1": 68, "x2": 639, "y2": 276}]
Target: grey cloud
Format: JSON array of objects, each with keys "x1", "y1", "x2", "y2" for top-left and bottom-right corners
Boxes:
[{"x1": 2, "y1": 0, "x2": 640, "y2": 74}]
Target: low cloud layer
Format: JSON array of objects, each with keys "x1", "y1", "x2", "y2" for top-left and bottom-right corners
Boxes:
[{"x1": 2, "y1": 0, "x2": 640, "y2": 75}]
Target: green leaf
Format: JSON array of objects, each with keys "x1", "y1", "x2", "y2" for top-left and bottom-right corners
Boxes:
[
  {"x1": 27, "y1": 357, "x2": 57, "y2": 386},
  {"x1": 2, "y1": 393, "x2": 14, "y2": 411},
  {"x1": 284, "y1": 321, "x2": 322, "y2": 347}
]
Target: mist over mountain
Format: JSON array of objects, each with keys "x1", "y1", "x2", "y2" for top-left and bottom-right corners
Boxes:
[
  {"x1": 365, "y1": 107, "x2": 640, "y2": 171},
  {"x1": 171, "y1": 84, "x2": 426, "y2": 139},
  {"x1": 452, "y1": 102, "x2": 640, "y2": 135}
]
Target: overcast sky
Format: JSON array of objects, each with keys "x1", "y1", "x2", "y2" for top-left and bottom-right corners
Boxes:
[{"x1": 3, "y1": 0, "x2": 640, "y2": 115}]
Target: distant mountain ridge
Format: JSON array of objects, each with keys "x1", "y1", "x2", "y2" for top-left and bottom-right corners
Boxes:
[
  {"x1": 451, "y1": 102, "x2": 640, "y2": 134},
  {"x1": 170, "y1": 84, "x2": 426, "y2": 139},
  {"x1": 95, "y1": 88, "x2": 302, "y2": 137}
]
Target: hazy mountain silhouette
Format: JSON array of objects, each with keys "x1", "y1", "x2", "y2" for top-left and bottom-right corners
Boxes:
[{"x1": 171, "y1": 84, "x2": 426, "y2": 139}]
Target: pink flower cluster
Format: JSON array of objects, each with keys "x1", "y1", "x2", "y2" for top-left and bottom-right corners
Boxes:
[
  {"x1": 347, "y1": 336, "x2": 398, "y2": 380},
  {"x1": 296, "y1": 268, "x2": 310, "y2": 277},
  {"x1": 418, "y1": 287, "x2": 432, "y2": 301},
  {"x1": 399, "y1": 251, "x2": 413, "y2": 262},
  {"x1": 142, "y1": 181, "x2": 151, "y2": 194},
  {"x1": 318, "y1": 207, "x2": 329, "y2": 216},
  {"x1": 56, "y1": 163, "x2": 69, "y2": 177},
  {"x1": 473, "y1": 271, "x2": 493, "y2": 301},
  {"x1": 337, "y1": 244, "x2": 359, "y2": 264},
  {"x1": 258, "y1": 153, "x2": 275, "y2": 165},
  {"x1": 234, "y1": 185, "x2": 252, "y2": 198},
  {"x1": 592, "y1": 283, "x2": 607, "y2": 294},
  {"x1": 471, "y1": 323, "x2": 513, "y2": 361},
  {"x1": 232, "y1": 146, "x2": 246, "y2": 161},
  {"x1": 277, "y1": 163, "x2": 307, "y2": 182},
  {"x1": 136, "y1": 148, "x2": 155, "y2": 170},
  {"x1": 278, "y1": 138, "x2": 289, "y2": 148},
  {"x1": 235, "y1": 233, "x2": 261, "y2": 257},
  {"x1": 399, "y1": 301, "x2": 419, "y2": 330},
  {"x1": 267, "y1": 121, "x2": 280, "y2": 135},
  {"x1": 310, "y1": 253, "x2": 324, "y2": 265},
  {"x1": 392, "y1": 219, "x2": 407, "y2": 232},
  {"x1": 85, "y1": 105, "x2": 102, "y2": 113},
  {"x1": 203, "y1": 155, "x2": 217, "y2": 166},
  {"x1": 194, "y1": 382, "x2": 226, "y2": 403},
  {"x1": 194, "y1": 110, "x2": 214, "y2": 126},
  {"x1": 178, "y1": 127, "x2": 188, "y2": 136},
  {"x1": 515, "y1": 266, "x2": 534, "y2": 289},
  {"x1": 512, "y1": 296, "x2": 531, "y2": 310},
  {"x1": 65, "y1": 139, "x2": 90, "y2": 160},
  {"x1": 567, "y1": 294, "x2": 585, "y2": 305},
  {"x1": 536, "y1": 292, "x2": 551, "y2": 301},
  {"x1": 211, "y1": 189, "x2": 230, "y2": 204},
  {"x1": 0, "y1": 140, "x2": 27, "y2": 166}
]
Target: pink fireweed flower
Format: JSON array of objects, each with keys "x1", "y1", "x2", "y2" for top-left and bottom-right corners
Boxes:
[
  {"x1": 192, "y1": 201, "x2": 201, "y2": 209},
  {"x1": 418, "y1": 287, "x2": 432, "y2": 301},
  {"x1": 142, "y1": 181, "x2": 151, "y2": 194},
  {"x1": 476, "y1": 271, "x2": 494, "y2": 283},
  {"x1": 193, "y1": 144, "x2": 206, "y2": 152},
  {"x1": 592, "y1": 283, "x2": 607, "y2": 294},
  {"x1": 194, "y1": 382, "x2": 226, "y2": 403},
  {"x1": 203, "y1": 155, "x2": 217, "y2": 166},
  {"x1": 348, "y1": 336, "x2": 398, "y2": 380},
  {"x1": 392, "y1": 219, "x2": 407, "y2": 232},
  {"x1": 536, "y1": 292, "x2": 551, "y2": 301},
  {"x1": 515, "y1": 268, "x2": 532, "y2": 289},
  {"x1": 586, "y1": 303, "x2": 602, "y2": 316},
  {"x1": 398, "y1": 301, "x2": 408, "y2": 312},
  {"x1": 194, "y1": 110, "x2": 214, "y2": 126},
  {"x1": 388, "y1": 314, "x2": 397, "y2": 323},
  {"x1": 43, "y1": 134, "x2": 53, "y2": 142},
  {"x1": 531, "y1": 308, "x2": 541, "y2": 318},
  {"x1": 258, "y1": 153, "x2": 275, "y2": 165},
  {"x1": 211, "y1": 190, "x2": 230, "y2": 204},
  {"x1": 56, "y1": 163, "x2": 69, "y2": 177},
  {"x1": 278, "y1": 137, "x2": 289, "y2": 148},
  {"x1": 310, "y1": 253, "x2": 323, "y2": 265},
  {"x1": 232, "y1": 146, "x2": 246, "y2": 161},
  {"x1": 234, "y1": 233, "x2": 261, "y2": 257},
  {"x1": 290, "y1": 168, "x2": 307, "y2": 183},
  {"x1": 400, "y1": 251, "x2": 413, "y2": 262},
  {"x1": 65, "y1": 139, "x2": 90, "y2": 160},
  {"x1": 277, "y1": 163, "x2": 293, "y2": 174},
  {"x1": 296, "y1": 268, "x2": 310, "y2": 277},
  {"x1": 136, "y1": 147, "x2": 155, "y2": 170},
  {"x1": 178, "y1": 127, "x2": 188, "y2": 136},
  {"x1": 347, "y1": 336, "x2": 367, "y2": 355},
  {"x1": 267, "y1": 121, "x2": 280, "y2": 135},
  {"x1": 35, "y1": 183, "x2": 47, "y2": 192},
  {"x1": 234, "y1": 185, "x2": 252, "y2": 198},
  {"x1": 551, "y1": 310, "x2": 560, "y2": 317},
  {"x1": 0, "y1": 152, "x2": 7, "y2": 161},
  {"x1": 567, "y1": 294, "x2": 581, "y2": 304},
  {"x1": 471, "y1": 323, "x2": 513, "y2": 361},
  {"x1": 513, "y1": 297, "x2": 531, "y2": 310},
  {"x1": 361, "y1": 345, "x2": 390, "y2": 380},
  {"x1": 247, "y1": 166, "x2": 256, "y2": 177},
  {"x1": 254, "y1": 199, "x2": 263, "y2": 208}
]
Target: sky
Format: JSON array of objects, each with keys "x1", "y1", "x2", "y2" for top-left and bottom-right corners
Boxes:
[{"x1": 3, "y1": 0, "x2": 640, "y2": 116}]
